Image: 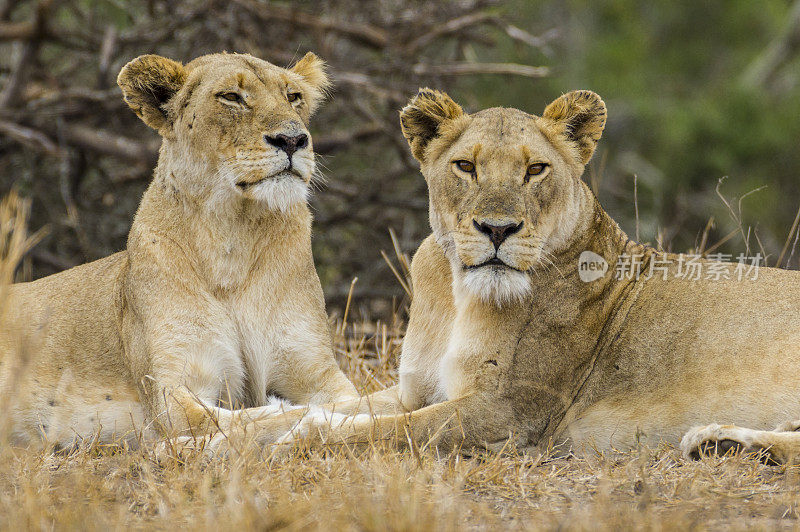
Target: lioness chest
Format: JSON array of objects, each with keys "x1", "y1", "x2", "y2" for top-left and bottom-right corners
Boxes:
[{"x1": 209, "y1": 271, "x2": 301, "y2": 407}]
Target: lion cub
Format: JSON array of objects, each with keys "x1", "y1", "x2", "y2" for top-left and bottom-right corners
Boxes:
[{"x1": 0, "y1": 52, "x2": 359, "y2": 452}]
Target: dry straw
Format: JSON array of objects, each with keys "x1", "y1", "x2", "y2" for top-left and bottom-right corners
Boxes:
[{"x1": 0, "y1": 191, "x2": 44, "y2": 314}]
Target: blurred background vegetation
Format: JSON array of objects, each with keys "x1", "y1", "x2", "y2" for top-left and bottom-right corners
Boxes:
[{"x1": 2, "y1": 0, "x2": 800, "y2": 318}]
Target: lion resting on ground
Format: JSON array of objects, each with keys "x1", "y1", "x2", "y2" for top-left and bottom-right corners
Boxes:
[
  {"x1": 284, "y1": 88, "x2": 800, "y2": 464},
  {"x1": 0, "y1": 52, "x2": 361, "y2": 452}
]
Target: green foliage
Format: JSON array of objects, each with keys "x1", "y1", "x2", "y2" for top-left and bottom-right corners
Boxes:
[{"x1": 486, "y1": 0, "x2": 800, "y2": 256}]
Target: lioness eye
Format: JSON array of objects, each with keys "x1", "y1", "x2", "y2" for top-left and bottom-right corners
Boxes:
[
  {"x1": 455, "y1": 160, "x2": 475, "y2": 173},
  {"x1": 218, "y1": 92, "x2": 242, "y2": 103},
  {"x1": 287, "y1": 92, "x2": 302, "y2": 103},
  {"x1": 526, "y1": 163, "x2": 548, "y2": 176}
]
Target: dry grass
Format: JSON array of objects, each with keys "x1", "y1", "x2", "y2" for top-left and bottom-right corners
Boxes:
[
  {"x1": 3, "y1": 435, "x2": 800, "y2": 531},
  {"x1": 3, "y1": 199, "x2": 800, "y2": 531},
  {"x1": 0, "y1": 320, "x2": 798, "y2": 531},
  {"x1": 0, "y1": 191, "x2": 42, "y2": 304}
]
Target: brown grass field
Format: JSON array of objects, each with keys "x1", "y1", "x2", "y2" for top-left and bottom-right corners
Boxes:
[{"x1": 3, "y1": 193, "x2": 800, "y2": 531}]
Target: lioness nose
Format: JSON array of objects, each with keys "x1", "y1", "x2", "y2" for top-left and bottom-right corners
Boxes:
[
  {"x1": 264, "y1": 133, "x2": 309, "y2": 158},
  {"x1": 473, "y1": 220, "x2": 524, "y2": 249}
]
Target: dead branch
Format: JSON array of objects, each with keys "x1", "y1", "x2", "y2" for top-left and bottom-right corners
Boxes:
[
  {"x1": 0, "y1": 0, "x2": 54, "y2": 109},
  {"x1": 0, "y1": 119, "x2": 62, "y2": 155},
  {"x1": 31, "y1": 247, "x2": 78, "y2": 270},
  {"x1": 232, "y1": 0, "x2": 388, "y2": 49},
  {"x1": 412, "y1": 62, "x2": 549, "y2": 78},
  {"x1": 58, "y1": 124, "x2": 158, "y2": 163},
  {"x1": 500, "y1": 25, "x2": 559, "y2": 53},
  {"x1": 334, "y1": 72, "x2": 406, "y2": 103},
  {"x1": 740, "y1": 0, "x2": 800, "y2": 89},
  {"x1": 315, "y1": 124, "x2": 385, "y2": 155},
  {"x1": 0, "y1": 20, "x2": 34, "y2": 40},
  {"x1": 406, "y1": 11, "x2": 495, "y2": 54}
]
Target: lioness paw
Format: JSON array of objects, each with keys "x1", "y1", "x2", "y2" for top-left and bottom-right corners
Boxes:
[
  {"x1": 275, "y1": 408, "x2": 372, "y2": 449},
  {"x1": 774, "y1": 420, "x2": 800, "y2": 432},
  {"x1": 680, "y1": 424, "x2": 775, "y2": 463},
  {"x1": 152, "y1": 433, "x2": 228, "y2": 461}
]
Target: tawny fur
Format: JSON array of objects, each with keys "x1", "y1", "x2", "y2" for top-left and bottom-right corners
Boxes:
[
  {"x1": 0, "y1": 51, "x2": 359, "y2": 452},
  {"x1": 280, "y1": 89, "x2": 800, "y2": 464}
]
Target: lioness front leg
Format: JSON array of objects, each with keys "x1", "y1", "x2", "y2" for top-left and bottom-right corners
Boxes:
[
  {"x1": 140, "y1": 331, "x2": 360, "y2": 459},
  {"x1": 122, "y1": 248, "x2": 315, "y2": 455},
  {"x1": 148, "y1": 309, "x2": 366, "y2": 459},
  {"x1": 285, "y1": 393, "x2": 524, "y2": 455},
  {"x1": 258, "y1": 307, "x2": 359, "y2": 407},
  {"x1": 158, "y1": 402, "x2": 325, "y2": 458},
  {"x1": 157, "y1": 389, "x2": 412, "y2": 459},
  {"x1": 681, "y1": 424, "x2": 800, "y2": 464}
]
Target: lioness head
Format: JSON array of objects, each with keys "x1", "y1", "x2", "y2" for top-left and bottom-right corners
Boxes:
[
  {"x1": 400, "y1": 89, "x2": 606, "y2": 305},
  {"x1": 118, "y1": 52, "x2": 329, "y2": 213}
]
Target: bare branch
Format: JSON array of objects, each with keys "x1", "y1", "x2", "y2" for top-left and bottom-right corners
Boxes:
[
  {"x1": 0, "y1": 119, "x2": 62, "y2": 156},
  {"x1": 740, "y1": 0, "x2": 800, "y2": 89},
  {"x1": 314, "y1": 124, "x2": 385, "y2": 155},
  {"x1": 232, "y1": 0, "x2": 388, "y2": 49},
  {"x1": 407, "y1": 11, "x2": 495, "y2": 53},
  {"x1": 500, "y1": 25, "x2": 559, "y2": 53},
  {"x1": 31, "y1": 248, "x2": 78, "y2": 271},
  {"x1": 0, "y1": 0, "x2": 54, "y2": 109},
  {"x1": 334, "y1": 72, "x2": 406, "y2": 102},
  {"x1": 97, "y1": 25, "x2": 118, "y2": 87},
  {"x1": 25, "y1": 87, "x2": 121, "y2": 111},
  {"x1": 0, "y1": 20, "x2": 34, "y2": 40},
  {"x1": 58, "y1": 124, "x2": 158, "y2": 163},
  {"x1": 0, "y1": 41, "x2": 36, "y2": 109},
  {"x1": 412, "y1": 62, "x2": 549, "y2": 78}
]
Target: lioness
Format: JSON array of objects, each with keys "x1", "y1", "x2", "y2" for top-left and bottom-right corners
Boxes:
[
  {"x1": 0, "y1": 52, "x2": 360, "y2": 451},
  {"x1": 284, "y1": 88, "x2": 800, "y2": 464}
]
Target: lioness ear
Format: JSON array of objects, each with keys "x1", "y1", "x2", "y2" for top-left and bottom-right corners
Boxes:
[
  {"x1": 117, "y1": 55, "x2": 187, "y2": 133},
  {"x1": 290, "y1": 52, "x2": 330, "y2": 115},
  {"x1": 400, "y1": 88, "x2": 465, "y2": 162},
  {"x1": 542, "y1": 90, "x2": 606, "y2": 165}
]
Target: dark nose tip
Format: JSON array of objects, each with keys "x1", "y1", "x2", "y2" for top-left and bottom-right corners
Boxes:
[
  {"x1": 473, "y1": 220, "x2": 524, "y2": 249},
  {"x1": 264, "y1": 133, "x2": 309, "y2": 158}
]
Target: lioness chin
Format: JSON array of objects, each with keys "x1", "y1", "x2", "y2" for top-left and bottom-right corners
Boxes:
[
  {"x1": 0, "y1": 51, "x2": 361, "y2": 454},
  {"x1": 283, "y1": 89, "x2": 800, "y2": 465}
]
